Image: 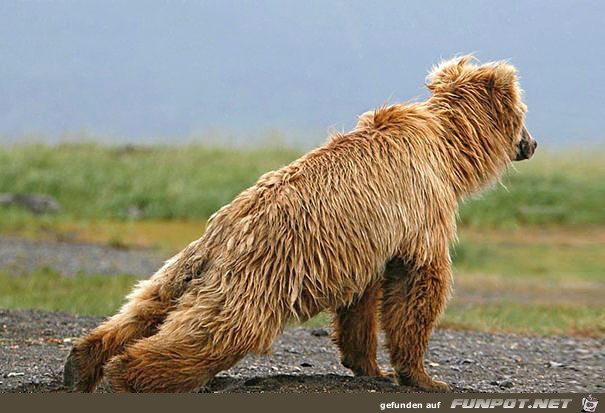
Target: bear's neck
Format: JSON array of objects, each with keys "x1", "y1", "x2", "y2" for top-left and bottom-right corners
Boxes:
[{"x1": 425, "y1": 98, "x2": 512, "y2": 198}]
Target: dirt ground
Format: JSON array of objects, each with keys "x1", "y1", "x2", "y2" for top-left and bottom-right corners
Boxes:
[
  {"x1": 0, "y1": 236, "x2": 163, "y2": 277},
  {"x1": 1, "y1": 235, "x2": 603, "y2": 393},
  {"x1": 1, "y1": 309, "x2": 603, "y2": 393}
]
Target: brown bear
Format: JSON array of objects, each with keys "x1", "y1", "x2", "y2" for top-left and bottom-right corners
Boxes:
[{"x1": 64, "y1": 55, "x2": 537, "y2": 392}]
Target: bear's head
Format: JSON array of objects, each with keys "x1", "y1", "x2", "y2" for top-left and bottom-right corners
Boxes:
[{"x1": 426, "y1": 55, "x2": 537, "y2": 162}]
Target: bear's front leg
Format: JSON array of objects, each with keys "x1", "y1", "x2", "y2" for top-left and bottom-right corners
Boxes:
[
  {"x1": 381, "y1": 256, "x2": 451, "y2": 392},
  {"x1": 64, "y1": 277, "x2": 171, "y2": 392}
]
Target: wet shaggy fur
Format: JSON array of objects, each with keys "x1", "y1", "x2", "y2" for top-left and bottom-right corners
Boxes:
[{"x1": 65, "y1": 56, "x2": 534, "y2": 392}]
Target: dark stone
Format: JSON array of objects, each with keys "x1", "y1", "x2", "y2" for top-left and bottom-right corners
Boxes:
[
  {"x1": 0, "y1": 193, "x2": 61, "y2": 214},
  {"x1": 310, "y1": 328, "x2": 329, "y2": 337}
]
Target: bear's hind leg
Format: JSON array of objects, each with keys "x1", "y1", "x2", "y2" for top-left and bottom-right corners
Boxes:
[
  {"x1": 64, "y1": 278, "x2": 172, "y2": 392},
  {"x1": 332, "y1": 282, "x2": 383, "y2": 377},
  {"x1": 381, "y1": 256, "x2": 452, "y2": 392}
]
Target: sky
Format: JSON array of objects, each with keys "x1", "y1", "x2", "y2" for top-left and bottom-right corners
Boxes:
[{"x1": 1, "y1": 0, "x2": 604, "y2": 147}]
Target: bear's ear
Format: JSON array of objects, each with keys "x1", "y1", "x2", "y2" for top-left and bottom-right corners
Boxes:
[
  {"x1": 482, "y1": 61, "x2": 521, "y2": 102},
  {"x1": 486, "y1": 76, "x2": 496, "y2": 96},
  {"x1": 356, "y1": 110, "x2": 375, "y2": 129},
  {"x1": 426, "y1": 55, "x2": 476, "y2": 93}
]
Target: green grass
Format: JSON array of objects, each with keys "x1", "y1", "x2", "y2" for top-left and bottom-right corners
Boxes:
[
  {"x1": 0, "y1": 143, "x2": 299, "y2": 220},
  {"x1": 441, "y1": 302, "x2": 605, "y2": 336},
  {"x1": 0, "y1": 144, "x2": 604, "y2": 227},
  {"x1": 459, "y1": 149, "x2": 605, "y2": 227},
  {"x1": 452, "y1": 236, "x2": 603, "y2": 282},
  {"x1": 2, "y1": 238, "x2": 603, "y2": 336},
  {"x1": 0, "y1": 269, "x2": 138, "y2": 316},
  {"x1": 1, "y1": 143, "x2": 604, "y2": 337},
  {"x1": 301, "y1": 303, "x2": 605, "y2": 337},
  {"x1": 306, "y1": 226, "x2": 605, "y2": 335}
]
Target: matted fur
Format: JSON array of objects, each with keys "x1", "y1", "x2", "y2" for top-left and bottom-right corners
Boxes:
[{"x1": 64, "y1": 56, "x2": 533, "y2": 392}]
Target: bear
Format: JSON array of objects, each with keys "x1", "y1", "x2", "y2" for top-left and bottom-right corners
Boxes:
[{"x1": 63, "y1": 55, "x2": 537, "y2": 392}]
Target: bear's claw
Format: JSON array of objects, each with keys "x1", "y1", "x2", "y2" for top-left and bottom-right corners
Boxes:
[
  {"x1": 63, "y1": 348, "x2": 81, "y2": 391},
  {"x1": 396, "y1": 371, "x2": 452, "y2": 392}
]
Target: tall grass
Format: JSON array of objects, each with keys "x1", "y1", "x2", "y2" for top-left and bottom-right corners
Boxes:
[
  {"x1": 0, "y1": 269, "x2": 138, "y2": 316},
  {"x1": 0, "y1": 143, "x2": 298, "y2": 220},
  {"x1": 459, "y1": 149, "x2": 605, "y2": 227},
  {"x1": 1, "y1": 144, "x2": 603, "y2": 227}
]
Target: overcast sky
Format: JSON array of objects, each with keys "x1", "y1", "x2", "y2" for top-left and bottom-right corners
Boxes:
[{"x1": 1, "y1": 0, "x2": 604, "y2": 147}]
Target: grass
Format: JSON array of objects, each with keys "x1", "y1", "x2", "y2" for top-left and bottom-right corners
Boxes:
[
  {"x1": 0, "y1": 212, "x2": 207, "y2": 253},
  {"x1": 306, "y1": 227, "x2": 605, "y2": 336},
  {"x1": 441, "y1": 303, "x2": 604, "y2": 337},
  {"x1": 0, "y1": 143, "x2": 299, "y2": 221},
  {"x1": 0, "y1": 143, "x2": 603, "y2": 337},
  {"x1": 452, "y1": 228, "x2": 605, "y2": 282},
  {"x1": 1, "y1": 144, "x2": 604, "y2": 227},
  {"x1": 445, "y1": 228, "x2": 605, "y2": 336},
  {"x1": 302, "y1": 303, "x2": 605, "y2": 337},
  {"x1": 0, "y1": 269, "x2": 138, "y2": 316},
  {"x1": 458, "y1": 149, "x2": 605, "y2": 227},
  {"x1": 1, "y1": 226, "x2": 603, "y2": 336},
  {"x1": 4, "y1": 269, "x2": 599, "y2": 337}
]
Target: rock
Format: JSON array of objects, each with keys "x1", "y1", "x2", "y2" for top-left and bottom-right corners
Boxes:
[
  {"x1": 499, "y1": 379, "x2": 514, "y2": 388},
  {"x1": 459, "y1": 358, "x2": 474, "y2": 364},
  {"x1": 429, "y1": 362, "x2": 440, "y2": 367},
  {"x1": 0, "y1": 193, "x2": 60, "y2": 214},
  {"x1": 126, "y1": 206, "x2": 144, "y2": 219},
  {"x1": 548, "y1": 361, "x2": 564, "y2": 368},
  {"x1": 6, "y1": 372, "x2": 25, "y2": 378},
  {"x1": 310, "y1": 328, "x2": 329, "y2": 337}
]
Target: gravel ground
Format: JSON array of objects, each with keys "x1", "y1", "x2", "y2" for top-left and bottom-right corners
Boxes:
[
  {"x1": 1, "y1": 309, "x2": 603, "y2": 393},
  {"x1": 1, "y1": 236, "x2": 603, "y2": 393},
  {"x1": 0, "y1": 236, "x2": 163, "y2": 276}
]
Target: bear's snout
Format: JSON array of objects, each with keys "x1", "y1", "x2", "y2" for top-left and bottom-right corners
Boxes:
[{"x1": 515, "y1": 126, "x2": 537, "y2": 161}]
